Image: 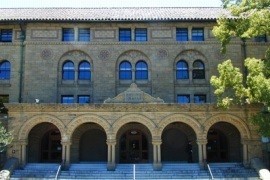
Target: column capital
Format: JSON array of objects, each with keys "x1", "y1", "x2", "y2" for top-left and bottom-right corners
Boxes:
[
  {"x1": 106, "y1": 139, "x2": 116, "y2": 145},
  {"x1": 197, "y1": 139, "x2": 208, "y2": 145},
  {"x1": 19, "y1": 139, "x2": 28, "y2": 145}
]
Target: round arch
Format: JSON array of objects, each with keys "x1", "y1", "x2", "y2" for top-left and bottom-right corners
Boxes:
[
  {"x1": 158, "y1": 114, "x2": 202, "y2": 138},
  {"x1": 66, "y1": 114, "x2": 111, "y2": 139},
  {"x1": 112, "y1": 114, "x2": 156, "y2": 139},
  {"x1": 203, "y1": 114, "x2": 251, "y2": 139},
  {"x1": 18, "y1": 114, "x2": 66, "y2": 141},
  {"x1": 116, "y1": 50, "x2": 151, "y2": 69}
]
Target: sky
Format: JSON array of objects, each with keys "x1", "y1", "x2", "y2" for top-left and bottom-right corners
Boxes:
[{"x1": 1, "y1": 0, "x2": 223, "y2": 8}]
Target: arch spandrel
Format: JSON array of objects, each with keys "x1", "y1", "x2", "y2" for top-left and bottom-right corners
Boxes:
[
  {"x1": 112, "y1": 114, "x2": 157, "y2": 139},
  {"x1": 203, "y1": 114, "x2": 251, "y2": 139},
  {"x1": 18, "y1": 114, "x2": 66, "y2": 141},
  {"x1": 66, "y1": 114, "x2": 111, "y2": 139},
  {"x1": 158, "y1": 114, "x2": 202, "y2": 138}
]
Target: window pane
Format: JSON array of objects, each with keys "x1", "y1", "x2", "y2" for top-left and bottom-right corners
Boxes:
[
  {"x1": 177, "y1": 95, "x2": 190, "y2": 104},
  {"x1": 192, "y1": 28, "x2": 204, "y2": 41},
  {"x1": 1, "y1": 29, "x2": 12, "y2": 42},
  {"x1": 119, "y1": 61, "x2": 132, "y2": 80},
  {"x1": 78, "y1": 95, "x2": 90, "y2": 104},
  {"x1": 78, "y1": 28, "x2": 90, "y2": 41},
  {"x1": 62, "y1": 61, "x2": 75, "y2": 80},
  {"x1": 119, "y1": 28, "x2": 131, "y2": 41},
  {"x1": 0, "y1": 61, "x2": 11, "y2": 80},
  {"x1": 135, "y1": 61, "x2": 148, "y2": 80},
  {"x1": 62, "y1": 28, "x2": 74, "y2": 41},
  {"x1": 135, "y1": 28, "x2": 147, "y2": 41},
  {"x1": 193, "y1": 60, "x2": 205, "y2": 79},
  {"x1": 176, "y1": 28, "x2": 188, "y2": 41},
  {"x1": 61, "y1": 96, "x2": 74, "y2": 104},
  {"x1": 176, "y1": 60, "x2": 189, "y2": 79},
  {"x1": 78, "y1": 61, "x2": 91, "y2": 80},
  {"x1": 194, "y1": 95, "x2": 206, "y2": 103}
]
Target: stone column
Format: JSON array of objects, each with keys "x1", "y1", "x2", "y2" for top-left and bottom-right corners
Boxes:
[
  {"x1": 61, "y1": 136, "x2": 72, "y2": 169},
  {"x1": 20, "y1": 140, "x2": 28, "y2": 167},
  {"x1": 241, "y1": 138, "x2": 249, "y2": 167},
  {"x1": 197, "y1": 139, "x2": 208, "y2": 168},
  {"x1": 107, "y1": 139, "x2": 116, "y2": 171},
  {"x1": 152, "y1": 138, "x2": 162, "y2": 171}
]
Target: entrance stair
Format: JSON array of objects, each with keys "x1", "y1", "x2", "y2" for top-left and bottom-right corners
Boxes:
[{"x1": 10, "y1": 162, "x2": 260, "y2": 179}]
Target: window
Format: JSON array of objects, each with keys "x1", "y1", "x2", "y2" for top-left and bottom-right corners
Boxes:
[
  {"x1": 176, "y1": 28, "x2": 188, "y2": 41},
  {"x1": 135, "y1": 61, "x2": 148, "y2": 80},
  {"x1": 78, "y1": 28, "x2": 90, "y2": 41},
  {"x1": 119, "y1": 61, "x2": 132, "y2": 80},
  {"x1": 176, "y1": 60, "x2": 189, "y2": 79},
  {"x1": 62, "y1": 28, "x2": 74, "y2": 41},
  {"x1": 193, "y1": 60, "x2": 205, "y2": 79},
  {"x1": 78, "y1": 61, "x2": 91, "y2": 80},
  {"x1": 0, "y1": 29, "x2": 12, "y2": 42},
  {"x1": 194, "y1": 94, "x2": 206, "y2": 103},
  {"x1": 0, "y1": 95, "x2": 9, "y2": 103},
  {"x1": 177, "y1": 95, "x2": 190, "y2": 104},
  {"x1": 78, "y1": 95, "x2": 90, "y2": 104},
  {"x1": 0, "y1": 61, "x2": 11, "y2": 80},
  {"x1": 61, "y1": 95, "x2": 74, "y2": 104},
  {"x1": 192, "y1": 28, "x2": 204, "y2": 41},
  {"x1": 119, "y1": 28, "x2": 131, "y2": 41},
  {"x1": 62, "y1": 61, "x2": 75, "y2": 80},
  {"x1": 135, "y1": 28, "x2": 147, "y2": 41},
  {"x1": 255, "y1": 35, "x2": 267, "y2": 42}
]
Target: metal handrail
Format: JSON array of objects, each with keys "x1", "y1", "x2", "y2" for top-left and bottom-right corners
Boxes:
[
  {"x1": 133, "y1": 164, "x2": 136, "y2": 180},
  {"x1": 207, "y1": 164, "x2": 214, "y2": 180},
  {"x1": 55, "y1": 164, "x2": 62, "y2": 180}
]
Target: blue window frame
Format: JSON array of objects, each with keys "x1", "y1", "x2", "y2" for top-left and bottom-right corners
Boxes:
[
  {"x1": 0, "y1": 61, "x2": 11, "y2": 80},
  {"x1": 119, "y1": 61, "x2": 132, "y2": 80},
  {"x1": 192, "y1": 28, "x2": 204, "y2": 41},
  {"x1": 62, "y1": 61, "x2": 75, "y2": 80},
  {"x1": 176, "y1": 28, "x2": 188, "y2": 41},
  {"x1": 176, "y1": 60, "x2": 189, "y2": 79},
  {"x1": 194, "y1": 94, "x2": 206, "y2": 103},
  {"x1": 78, "y1": 28, "x2": 90, "y2": 41},
  {"x1": 119, "y1": 28, "x2": 131, "y2": 41},
  {"x1": 177, "y1": 95, "x2": 190, "y2": 104},
  {"x1": 135, "y1": 28, "x2": 147, "y2": 41},
  {"x1": 62, "y1": 28, "x2": 74, "y2": 41},
  {"x1": 61, "y1": 95, "x2": 74, "y2": 104},
  {"x1": 135, "y1": 61, "x2": 148, "y2": 80},
  {"x1": 78, "y1": 61, "x2": 91, "y2": 80},
  {"x1": 78, "y1": 95, "x2": 90, "y2": 104},
  {"x1": 192, "y1": 60, "x2": 205, "y2": 79},
  {"x1": 0, "y1": 29, "x2": 12, "y2": 42}
]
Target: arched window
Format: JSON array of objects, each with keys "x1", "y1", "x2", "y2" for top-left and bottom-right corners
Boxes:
[
  {"x1": 135, "y1": 61, "x2": 148, "y2": 80},
  {"x1": 0, "y1": 60, "x2": 11, "y2": 80},
  {"x1": 78, "y1": 61, "x2": 91, "y2": 80},
  {"x1": 119, "y1": 61, "x2": 132, "y2": 80},
  {"x1": 192, "y1": 60, "x2": 205, "y2": 79},
  {"x1": 176, "y1": 60, "x2": 189, "y2": 79},
  {"x1": 62, "y1": 61, "x2": 75, "y2": 80}
]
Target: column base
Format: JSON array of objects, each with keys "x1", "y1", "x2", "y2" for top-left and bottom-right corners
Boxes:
[
  {"x1": 153, "y1": 162, "x2": 162, "y2": 171},
  {"x1": 107, "y1": 163, "x2": 116, "y2": 171}
]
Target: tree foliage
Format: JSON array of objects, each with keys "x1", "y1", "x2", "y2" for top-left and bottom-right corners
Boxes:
[
  {"x1": 0, "y1": 100, "x2": 12, "y2": 152},
  {"x1": 211, "y1": 0, "x2": 270, "y2": 136}
]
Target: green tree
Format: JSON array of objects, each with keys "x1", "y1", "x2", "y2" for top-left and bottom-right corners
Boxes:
[
  {"x1": 0, "y1": 100, "x2": 12, "y2": 152},
  {"x1": 211, "y1": 0, "x2": 270, "y2": 135}
]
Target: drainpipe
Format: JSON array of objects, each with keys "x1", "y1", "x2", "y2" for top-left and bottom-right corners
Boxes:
[{"x1": 18, "y1": 22, "x2": 26, "y2": 103}]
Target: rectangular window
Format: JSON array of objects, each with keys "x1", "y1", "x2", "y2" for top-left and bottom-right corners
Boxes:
[
  {"x1": 135, "y1": 28, "x2": 147, "y2": 41},
  {"x1": 176, "y1": 28, "x2": 188, "y2": 41},
  {"x1": 194, "y1": 94, "x2": 206, "y2": 103},
  {"x1": 255, "y1": 35, "x2": 267, "y2": 42},
  {"x1": 177, "y1": 95, "x2": 190, "y2": 104},
  {"x1": 192, "y1": 28, "x2": 204, "y2": 41},
  {"x1": 61, "y1": 95, "x2": 74, "y2": 104},
  {"x1": 0, "y1": 29, "x2": 12, "y2": 42},
  {"x1": 62, "y1": 28, "x2": 74, "y2": 41},
  {"x1": 119, "y1": 28, "x2": 131, "y2": 41},
  {"x1": 78, "y1": 28, "x2": 90, "y2": 41},
  {"x1": 0, "y1": 95, "x2": 9, "y2": 103},
  {"x1": 78, "y1": 95, "x2": 90, "y2": 104}
]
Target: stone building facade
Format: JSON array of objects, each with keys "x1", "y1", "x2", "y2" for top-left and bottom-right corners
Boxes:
[{"x1": 0, "y1": 7, "x2": 268, "y2": 170}]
